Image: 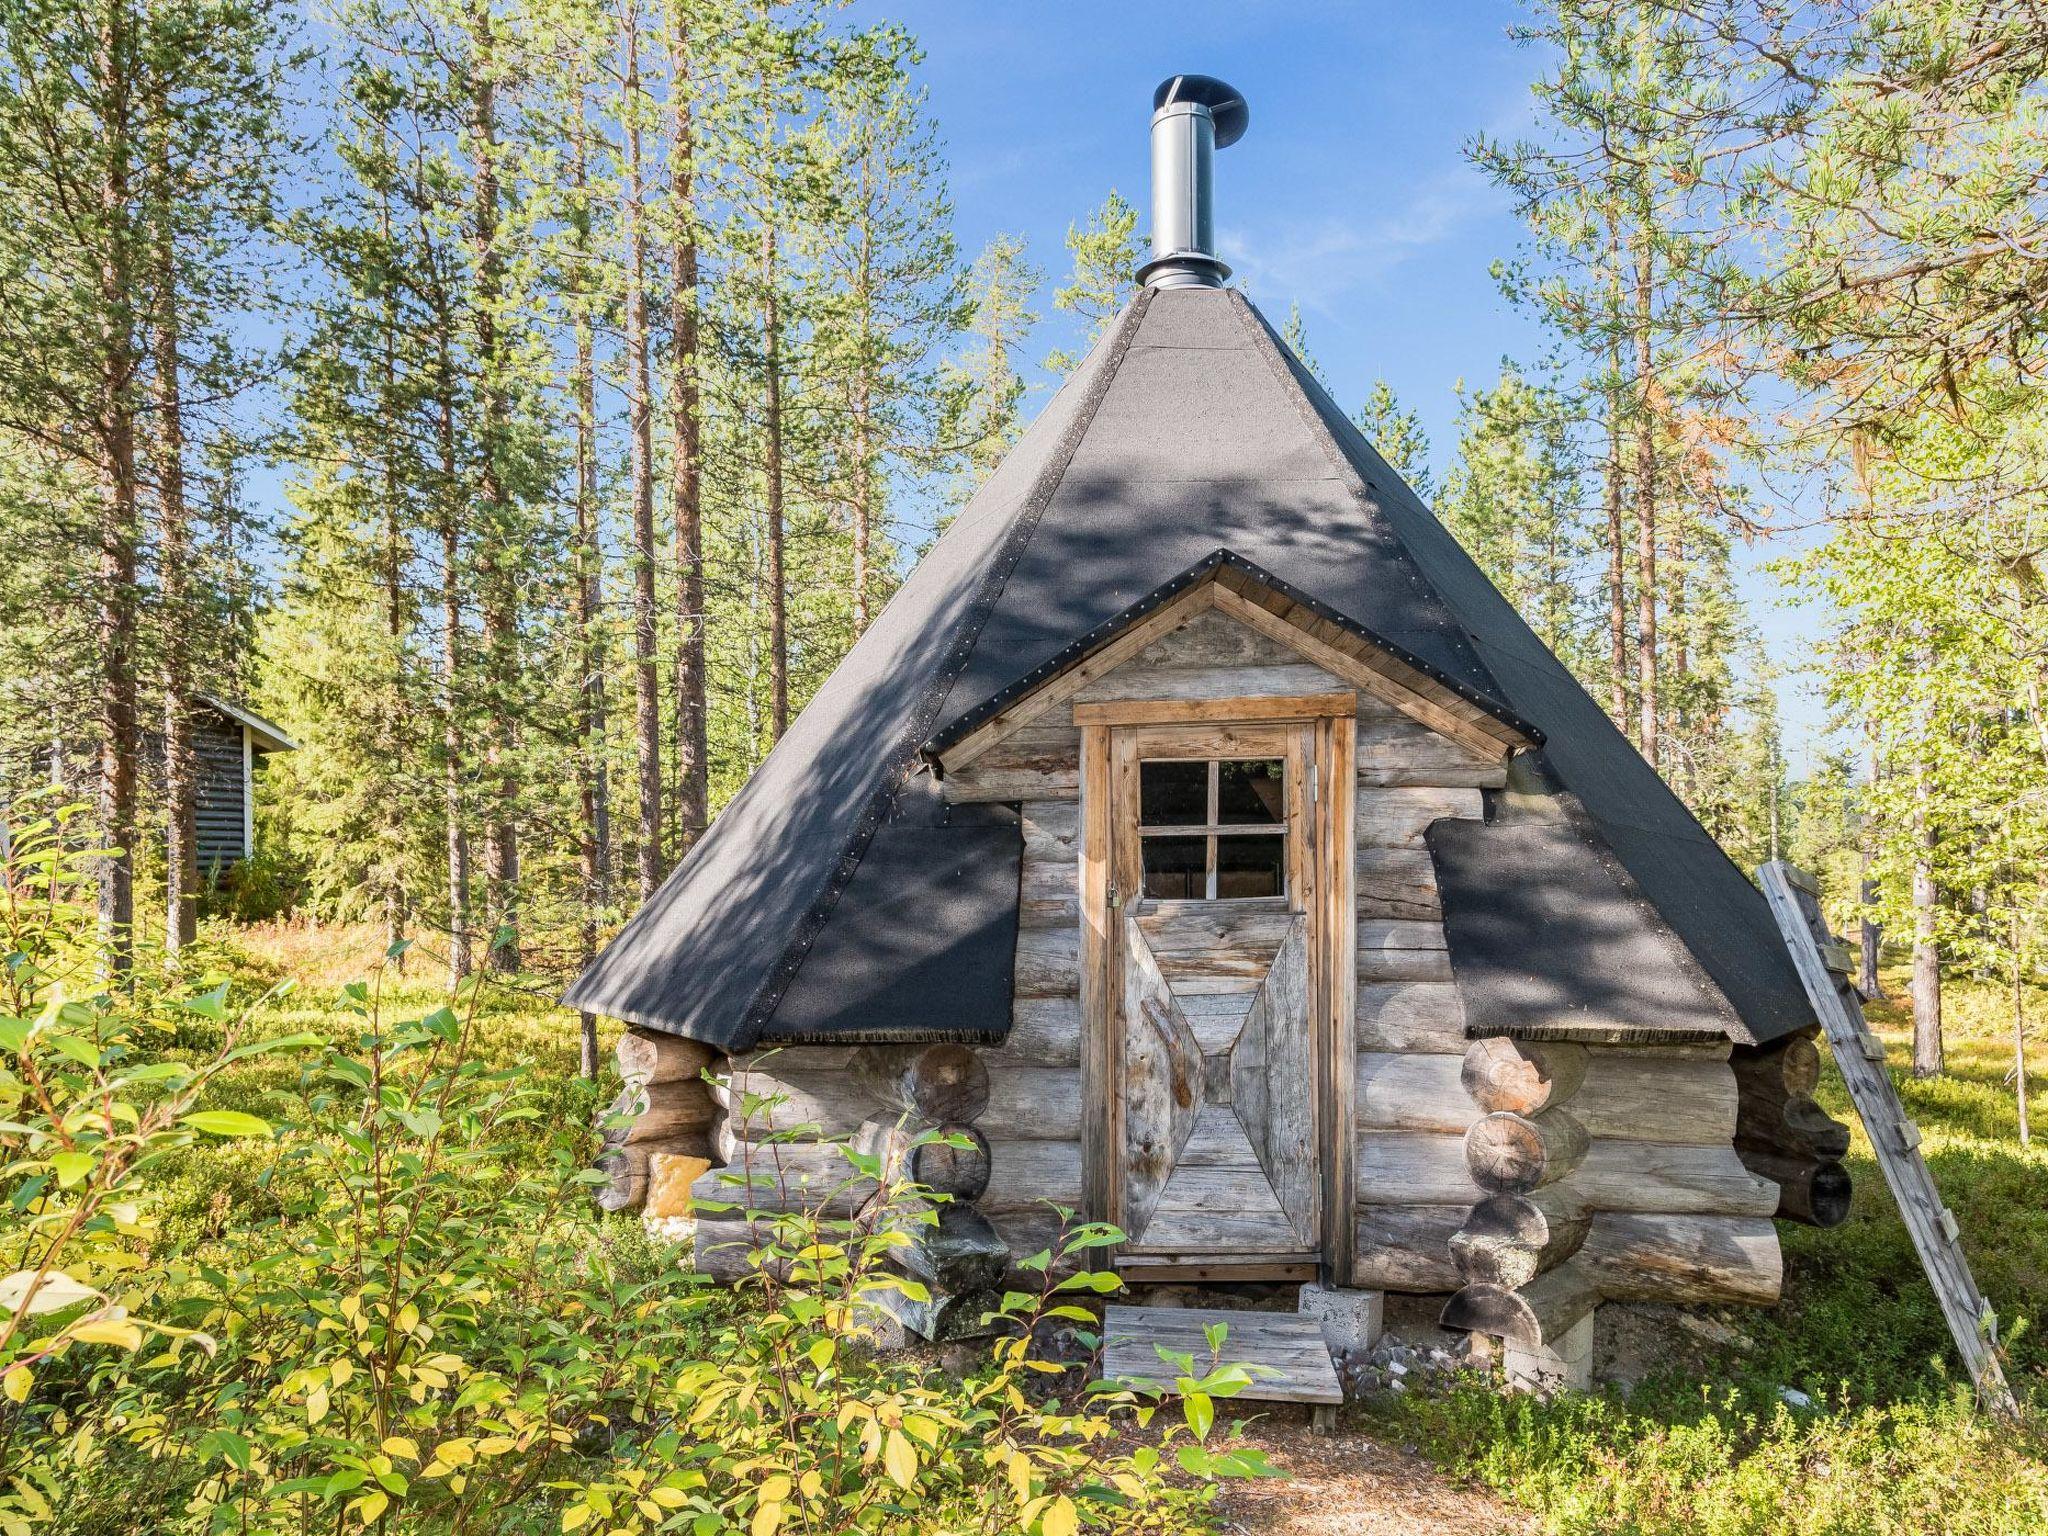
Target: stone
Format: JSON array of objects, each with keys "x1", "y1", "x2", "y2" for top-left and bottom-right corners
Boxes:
[
  {"x1": 1299, "y1": 1284, "x2": 1385, "y2": 1354},
  {"x1": 1502, "y1": 1308, "x2": 1596, "y2": 1395},
  {"x1": 877, "y1": 1285, "x2": 1005, "y2": 1343},
  {"x1": 646, "y1": 1153, "x2": 713, "y2": 1219}
]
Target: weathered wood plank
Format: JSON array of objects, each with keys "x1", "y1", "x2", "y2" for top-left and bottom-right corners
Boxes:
[
  {"x1": 1354, "y1": 1204, "x2": 1467, "y2": 1291},
  {"x1": 1574, "y1": 1052, "x2": 1740, "y2": 1145},
  {"x1": 1358, "y1": 1133, "x2": 1780, "y2": 1215},
  {"x1": 1021, "y1": 799, "x2": 1079, "y2": 859},
  {"x1": 1240, "y1": 917, "x2": 1318, "y2": 1246},
  {"x1": 1019, "y1": 853, "x2": 1078, "y2": 928},
  {"x1": 710, "y1": 1065, "x2": 871, "y2": 1141},
  {"x1": 1120, "y1": 920, "x2": 1204, "y2": 1241},
  {"x1": 979, "y1": 1066, "x2": 1085, "y2": 1143},
  {"x1": 1003, "y1": 996, "x2": 1083, "y2": 1066},
  {"x1": 1073, "y1": 690, "x2": 1357, "y2": 727},
  {"x1": 616, "y1": 1031, "x2": 716, "y2": 1091},
  {"x1": 1579, "y1": 1212, "x2": 1782, "y2": 1306},
  {"x1": 1070, "y1": 663, "x2": 1349, "y2": 709},
  {"x1": 1355, "y1": 786, "x2": 1484, "y2": 848},
  {"x1": 1759, "y1": 861, "x2": 2014, "y2": 1414},
  {"x1": 1356, "y1": 980, "x2": 1466, "y2": 1052},
  {"x1": 1101, "y1": 1305, "x2": 1343, "y2": 1405},
  {"x1": 1354, "y1": 846, "x2": 1442, "y2": 920},
  {"x1": 1577, "y1": 1140, "x2": 1779, "y2": 1215},
  {"x1": 1357, "y1": 1051, "x2": 1475, "y2": 1133},
  {"x1": 1016, "y1": 926, "x2": 1081, "y2": 999}
]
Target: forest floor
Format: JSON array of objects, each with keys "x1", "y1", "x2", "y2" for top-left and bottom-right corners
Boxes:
[{"x1": 202, "y1": 922, "x2": 2048, "y2": 1534}]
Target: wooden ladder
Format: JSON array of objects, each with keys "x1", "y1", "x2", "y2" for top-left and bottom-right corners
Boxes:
[{"x1": 1758, "y1": 860, "x2": 2017, "y2": 1416}]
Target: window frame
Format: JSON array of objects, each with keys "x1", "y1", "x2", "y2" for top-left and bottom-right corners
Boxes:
[{"x1": 1135, "y1": 756, "x2": 1289, "y2": 902}]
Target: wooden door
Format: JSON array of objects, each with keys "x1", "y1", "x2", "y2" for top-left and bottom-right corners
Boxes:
[{"x1": 1080, "y1": 712, "x2": 1356, "y2": 1280}]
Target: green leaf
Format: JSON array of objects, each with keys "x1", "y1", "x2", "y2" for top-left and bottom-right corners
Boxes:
[
  {"x1": 183, "y1": 984, "x2": 230, "y2": 1022},
  {"x1": 183, "y1": 1110, "x2": 271, "y2": 1138},
  {"x1": 0, "y1": 1017, "x2": 30, "y2": 1053},
  {"x1": 47, "y1": 1034, "x2": 101, "y2": 1070},
  {"x1": 49, "y1": 1151, "x2": 92, "y2": 1188}
]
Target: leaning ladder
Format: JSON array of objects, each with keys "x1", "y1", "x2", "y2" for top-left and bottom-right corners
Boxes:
[{"x1": 1758, "y1": 860, "x2": 2017, "y2": 1417}]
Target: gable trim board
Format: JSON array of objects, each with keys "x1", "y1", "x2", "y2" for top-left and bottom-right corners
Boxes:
[{"x1": 566, "y1": 284, "x2": 1816, "y2": 1051}]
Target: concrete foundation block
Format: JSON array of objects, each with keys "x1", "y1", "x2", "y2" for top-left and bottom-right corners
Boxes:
[
  {"x1": 1502, "y1": 1308, "x2": 1596, "y2": 1394},
  {"x1": 1298, "y1": 1284, "x2": 1385, "y2": 1353}
]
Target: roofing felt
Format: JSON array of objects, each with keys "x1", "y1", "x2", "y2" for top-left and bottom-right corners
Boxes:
[{"x1": 566, "y1": 283, "x2": 1814, "y2": 1049}]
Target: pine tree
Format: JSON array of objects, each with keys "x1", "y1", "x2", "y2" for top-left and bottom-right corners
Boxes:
[
  {"x1": 1354, "y1": 378, "x2": 1433, "y2": 501},
  {"x1": 1044, "y1": 191, "x2": 1135, "y2": 376},
  {"x1": 945, "y1": 233, "x2": 1040, "y2": 497}
]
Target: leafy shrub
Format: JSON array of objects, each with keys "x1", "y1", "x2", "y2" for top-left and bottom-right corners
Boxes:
[
  {"x1": 0, "y1": 794, "x2": 307, "y2": 1533},
  {"x1": 9, "y1": 932, "x2": 1257, "y2": 1536},
  {"x1": 566, "y1": 1143, "x2": 1276, "y2": 1536}
]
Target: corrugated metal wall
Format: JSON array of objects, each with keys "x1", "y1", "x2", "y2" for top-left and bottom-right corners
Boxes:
[{"x1": 193, "y1": 717, "x2": 246, "y2": 871}]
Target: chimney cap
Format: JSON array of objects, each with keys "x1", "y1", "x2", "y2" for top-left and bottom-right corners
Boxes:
[{"x1": 1152, "y1": 74, "x2": 1249, "y2": 149}]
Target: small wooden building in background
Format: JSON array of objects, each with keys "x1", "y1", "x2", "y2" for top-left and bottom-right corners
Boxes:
[
  {"x1": 569, "y1": 77, "x2": 1849, "y2": 1369},
  {"x1": 188, "y1": 693, "x2": 296, "y2": 874}
]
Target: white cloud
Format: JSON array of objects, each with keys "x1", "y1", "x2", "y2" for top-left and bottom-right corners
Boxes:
[{"x1": 1218, "y1": 163, "x2": 1502, "y2": 313}]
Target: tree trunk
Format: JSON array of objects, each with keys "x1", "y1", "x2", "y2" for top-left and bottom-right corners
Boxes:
[
  {"x1": 470, "y1": 5, "x2": 519, "y2": 975},
  {"x1": 572, "y1": 104, "x2": 607, "y2": 1079},
  {"x1": 2012, "y1": 918, "x2": 2030, "y2": 1147},
  {"x1": 94, "y1": 0, "x2": 139, "y2": 976},
  {"x1": 437, "y1": 356, "x2": 472, "y2": 987},
  {"x1": 1910, "y1": 752, "x2": 1942, "y2": 1078},
  {"x1": 668, "y1": 16, "x2": 707, "y2": 858},
  {"x1": 150, "y1": 101, "x2": 196, "y2": 955},
  {"x1": 1860, "y1": 733, "x2": 1885, "y2": 998},
  {"x1": 762, "y1": 219, "x2": 788, "y2": 741},
  {"x1": 621, "y1": 3, "x2": 663, "y2": 901},
  {"x1": 377, "y1": 145, "x2": 408, "y2": 967},
  {"x1": 1603, "y1": 330, "x2": 1629, "y2": 734},
  {"x1": 1631, "y1": 237, "x2": 1659, "y2": 770}
]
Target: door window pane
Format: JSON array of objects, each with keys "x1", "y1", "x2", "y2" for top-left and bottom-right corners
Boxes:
[
  {"x1": 1216, "y1": 758, "x2": 1284, "y2": 824},
  {"x1": 1141, "y1": 835, "x2": 1207, "y2": 899},
  {"x1": 1139, "y1": 759, "x2": 1208, "y2": 826},
  {"x1": 1215, "y1": 834, "x2": 1285, "y2": 899}
]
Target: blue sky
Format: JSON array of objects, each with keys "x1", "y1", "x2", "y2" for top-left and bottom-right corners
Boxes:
[{"x1": 874, "y1": 0, "x2": 1835, "y2": 765}]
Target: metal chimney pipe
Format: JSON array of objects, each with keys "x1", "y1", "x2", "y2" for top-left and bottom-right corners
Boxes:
[{"x1": 1138, "y1": 74, "x2": 1249, "y2": 290}]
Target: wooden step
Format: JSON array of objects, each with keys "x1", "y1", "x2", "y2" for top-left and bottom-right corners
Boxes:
[{"x1": 1099, "y1": 1304, "x2": 1343, "y2": 1406}]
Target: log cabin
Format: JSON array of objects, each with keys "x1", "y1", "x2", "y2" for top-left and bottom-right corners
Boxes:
[{"x1": 568, "y1": 75, "x2": 1848, "y2": 1374}]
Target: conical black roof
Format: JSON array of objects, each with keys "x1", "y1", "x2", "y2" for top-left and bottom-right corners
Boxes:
[{"x1": 566, "y1": 286, "x2": 1814, "y2": 1049}]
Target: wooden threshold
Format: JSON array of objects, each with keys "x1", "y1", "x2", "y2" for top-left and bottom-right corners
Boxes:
[
  {"x1": 1072, "y1": 691, "x2": 1357, "y2": 728},
  {"x1": 1116, "y1": 1260, "x2": 1318, "y2": 1285}
]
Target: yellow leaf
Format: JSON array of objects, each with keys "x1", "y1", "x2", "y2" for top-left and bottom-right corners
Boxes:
[
  {"x1": 397, "y1": 1303, "x2": 420, "y2": 1334},
  {"x1": 758, "y1": 1475, "x2": 791, "y2": 1504},
  {"x1": 882, "y1": 1428, "x2": 916, "y2": 1490},
  {"x1": 648, "y1": 1486, "x2": 687, "y2": 1509},
  {"x1": 1042, "y1": 1494, "x2": 1078, "y2": 1536},
  {"x1": 69, "y1": 1317, "x2": 142, "y2": 1350},
  {"x1": 353, "y1": 1491, "x2": 388, "y2": 1524},
  {"x1": 1006, "y1": 1451, "x2": 1033, "y2": 1504},
  {"x1": 3, "y1": 1367, "x2": 29, "y2": 1404},
  {"x1": 306, "y1": 1383, "x2": 330, "y2": 1425},
  {"x1": 381, "y1": 1436, "x2": 419, "y2": 1462},
  {"x1": 752, "y1": 1499, "x2": 783, "y2": 1536},
  {"x1": 331, "y1": 1358, "x2": 354, "y2": 1387},
  {"x1": 436, "y1": 1439, "x2": 475, "y2": 1467},
  {"x1": 797, "y1": 1471, "x2": 821, "y2": 1500},
  {"x1": 475, "y1": 1436, "x2": 516, "y2": 1456},
  {"x1": 560, "y1": 1503, "x2": 591, "y2": 1532}
]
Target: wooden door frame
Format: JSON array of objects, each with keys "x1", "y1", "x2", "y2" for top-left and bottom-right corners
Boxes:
[{"x1": 1078, "y1": 698, "x2": 1356, "y2": 1283}]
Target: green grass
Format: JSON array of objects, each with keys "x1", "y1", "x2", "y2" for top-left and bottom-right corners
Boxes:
[{"x1": 1370, "y1": 966, "x2": 2048, "y2": 1533}]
